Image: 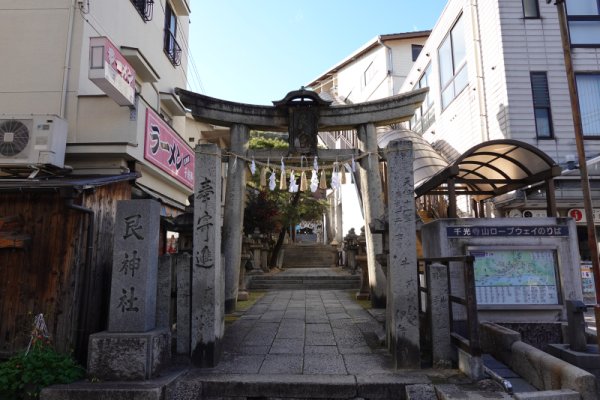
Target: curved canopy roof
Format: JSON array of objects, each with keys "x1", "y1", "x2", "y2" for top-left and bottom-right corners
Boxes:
[
  {"x1": 377, "y1": 128, "x2": 448, "y2": 188},
  {"x1": 415, "y1": 139, "x2": 562, "y2": 199}
]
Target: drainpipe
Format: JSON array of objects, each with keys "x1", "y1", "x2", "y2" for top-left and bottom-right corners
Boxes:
[
  {"x1": 471, "y1": 0, "x2": 490, "y2": 142},
  {"x1": 60, "y1": 0, "x2": 77, "y2": 119},
  {"x1": 64, "y1": 189, "x2": 95, "y2": 363},
  {"x1": 378, "y1": 38, "x2": 394, "y2": 94}
]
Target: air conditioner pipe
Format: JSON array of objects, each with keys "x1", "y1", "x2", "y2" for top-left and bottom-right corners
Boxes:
[
  {"x1": 64, "y1": 190, "x2": 95, "y2": 363},
  {"x1": 60, "y1": 0, "x2": 77, "y2": 118}
]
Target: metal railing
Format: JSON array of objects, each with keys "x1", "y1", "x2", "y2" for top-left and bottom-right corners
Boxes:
[
  {"x1": 418, "y1": 255, "x2": 481, "y2": 359},
  {"x1": 131, "y1": 0, "x2": 153, "y2": 22},
  {"x1": 164, "y1": 29, "x2": 182, "y2": 66}
]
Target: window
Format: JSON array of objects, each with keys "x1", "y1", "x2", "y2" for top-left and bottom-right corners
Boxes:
[
  {"x1": 438, "y1": 15, "x2": 468, "y2": 109},
  {"x1": 131, "y1": 0, "x2": 154, "y2": 22},
  {"x1": 411, "y1": 44, "x2": 423, "y2": 62},
  {"x1": 411, "y1": 64, "x2": 435, "y2": 134},
  {"x1": 164, "y1": 3, "x2": 182, "y2": 66},
  {"x1": 523, "y1": 0, "x2": 540, "y2": 18},
  {"x1": 566, "y1": 0, "x2": 600, "y2": 46},
  {"x1": 530, "y1": 72, "x2": 553, "y2": 138},
  {"x1": 576, "y1": 74, "x2": 600, "y2": 136}
]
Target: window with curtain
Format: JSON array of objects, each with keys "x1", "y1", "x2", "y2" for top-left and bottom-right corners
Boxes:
[
  {"x1": 576, "y1": 74, "x2": 600, "y2": 136},
  {"x1": 523, "y1": 0, "x2": 540, "y2": 18},
  {"x1": 438, "y1": 15, "x2": 468, "y2": 109},
  {"x1": 530, "y1": 72, "x2": 553, "y2": 138},
  {"x1": 566, "y1": 0, "x2": 600, "y2": 46}
]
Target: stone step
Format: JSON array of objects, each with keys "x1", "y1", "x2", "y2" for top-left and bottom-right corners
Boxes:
[
  {"x1": 282, "y1": 244, "x2": 337, "y2": 269},
  {"x1": 171, "y1": 372, "x2": 436, "y2": 400},
  {"x1": 249, "y1": 283, "x2": 360, "y2": 290},
  {"x1": 251, "y1": 275, "x2": 359, "y2": 281}
]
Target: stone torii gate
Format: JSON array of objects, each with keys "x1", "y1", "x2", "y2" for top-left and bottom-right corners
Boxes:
[{"x1": 176, "y1": 87, "x2": 427, "y2": 367}]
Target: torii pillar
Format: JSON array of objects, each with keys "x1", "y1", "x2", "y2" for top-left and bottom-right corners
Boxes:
[
  {"x1": 223, "y1": 124, "x2": 249, "y2": 313},
  {"x1": 357, "y1": 122, "x2": 387, "y2": 307}
]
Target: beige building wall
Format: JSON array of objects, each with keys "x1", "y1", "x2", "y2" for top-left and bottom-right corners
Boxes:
[{"x1": 0, "y1": 0, "x2": 194, "y2": 207}]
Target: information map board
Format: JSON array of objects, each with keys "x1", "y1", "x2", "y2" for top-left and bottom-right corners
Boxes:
[{"x1": 469, "y1": 248, "x2": 559, "y2": 305}]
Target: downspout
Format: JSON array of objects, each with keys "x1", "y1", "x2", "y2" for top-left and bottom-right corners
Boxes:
[
  {"x1": 378, "y1": 38, "x2": 394, "y2": 94},
  {"x1": 64, "y1": 189, "x2": 95, "y2": 363},
  {"x1": 60, "y1": 0, "x2": 77, "y2": 119},
  {"x1": 471, "y1": 0, "x2": 490, "y2": 141}
]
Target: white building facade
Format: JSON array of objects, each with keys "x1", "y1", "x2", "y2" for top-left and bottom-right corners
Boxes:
[{"x1": 399, "y1": 0, "x2": 600, "y2": 259}]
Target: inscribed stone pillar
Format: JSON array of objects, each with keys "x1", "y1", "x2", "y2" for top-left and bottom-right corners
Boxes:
[
  {"x1": 223, "y1": 124, "x2": 249, "y2": 313},
  {"x1": 427, "y1": 263, "x2": 452, "y2": 368},
  {"x1": 192, "y1": 143, "x2": 224, "y2": 367},
  {"x1": 357, "y1": 123, "x2": 387, "y2": 308},
  {"x1": 385, "y1": 140, "x2": 420, "y2": 369},
  {"x1": 108, "y1": 199, "x2": 160, "y2": 332}
]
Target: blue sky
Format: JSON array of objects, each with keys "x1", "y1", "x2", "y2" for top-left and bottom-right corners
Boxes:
[{"x1": 188, "y1": 1, "x2": 448, "y2": 105}]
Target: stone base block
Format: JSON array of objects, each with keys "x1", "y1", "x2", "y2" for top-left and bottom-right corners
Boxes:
[
  {"x1": 457, "y1": 348, "x2": 484, "y2": 380},
  {"x1": 237, "y1": 291, "x2": 249, "y2": 301},
  {"x1": 547, "y1": 343, "x2": 600, "y2": 380},
  {"x1": 87, "y1": 328, "x2": 170, "y2": 381},
  {"x1": 356, "y1": 292, "x2": 370, "y2": 301}
]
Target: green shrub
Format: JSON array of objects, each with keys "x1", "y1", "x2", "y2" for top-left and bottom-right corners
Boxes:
[{"x1": 0, "y1": 338, "x2": 84, "y2": 400}]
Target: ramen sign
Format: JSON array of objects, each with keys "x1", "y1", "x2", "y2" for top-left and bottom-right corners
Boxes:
[{"x1": 144, "y1": 108, "x2": 194, "y2": 189}]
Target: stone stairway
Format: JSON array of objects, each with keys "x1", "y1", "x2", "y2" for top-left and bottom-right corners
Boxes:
[
  {"x1": 282, "y1": 243, "x2": 337, "y2": 268},
  {"x1": 248, "y1": 268, "x2": 360, "y2": 290}
]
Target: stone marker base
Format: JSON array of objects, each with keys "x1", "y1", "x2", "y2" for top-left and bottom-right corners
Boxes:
[
  {"x1": 87, "y1": 328, "x2": 170, "y2": 381},
  {"x1": 237, "y1": 290, "x2": 249, "y2": 301},
  {"x1": 356, "y1": 292, "x2": 370, "y2": 301}
]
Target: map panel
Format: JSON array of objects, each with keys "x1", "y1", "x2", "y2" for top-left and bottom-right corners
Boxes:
[{"x1": 470, "y1": 249, "x2": 559, "y2": 305}]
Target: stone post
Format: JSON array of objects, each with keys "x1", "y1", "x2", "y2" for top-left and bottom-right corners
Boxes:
[
  {"x1": 192, "y1": 143, "x2": 224, "y2": 367},
  {"x1": 88, "y1": 199, "x2": 170, "y2": 381},
  {"x1": 357, "y1": 123, "x2": 387, "y2": 308},
  {"x1": 223, "y1": 124, "x2": 249, "y2": 313},
  {"x1": 385, "y1": 140, "x2": 420, "y2": 369},
  {"x1": 427, "y1": 263, "x2": 452, "y2": 368},
  {"x1": 176, "y1": 252, "x2": 191, "y2": 355},
  {"x1": 156, "y1": 254, "x2": 172, "y2": 330}
]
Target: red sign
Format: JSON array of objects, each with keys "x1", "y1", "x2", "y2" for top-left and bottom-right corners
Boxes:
[
  {"x1": 569, "y1": 209, "x2": 583, "y2": 222},
  {"x1": 144, "y1": 108, "x2": 194, "y2": 189}
]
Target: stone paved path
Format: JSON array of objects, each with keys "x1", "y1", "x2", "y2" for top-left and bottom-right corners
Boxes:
[{"x1": 214, "y1": 289, "x2": 389, "y2": 375}]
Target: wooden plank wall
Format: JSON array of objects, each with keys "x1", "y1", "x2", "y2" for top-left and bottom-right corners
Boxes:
[{"x1": 0, "y1": 181, "x2": 131, "y2": 360}]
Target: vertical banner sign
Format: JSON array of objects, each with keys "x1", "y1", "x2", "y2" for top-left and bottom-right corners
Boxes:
[
  {"x1": 144, "y1": 108, "x2": 195, "y2": 189},
  {"x1": 89, "y1": 37, "x2": 136, "y2": 106}
]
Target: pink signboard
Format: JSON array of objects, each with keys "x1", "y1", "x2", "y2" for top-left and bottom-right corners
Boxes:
[
  {"x1": 89, "y1": 37, "x2": 136, "y2": 106},
  {"x1": 144, "y1": 108, "x2": 194, "y2": 189}
]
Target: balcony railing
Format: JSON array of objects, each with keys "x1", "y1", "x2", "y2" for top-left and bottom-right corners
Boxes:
[
  {"x1": 164, "y1": 29, "x2": 182, "y2": 66},
  {"x1": 131, "y1": 0, "x2": 153, "y2": 22}
]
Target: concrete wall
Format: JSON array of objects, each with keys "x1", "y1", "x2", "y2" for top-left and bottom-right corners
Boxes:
[
  {"x1": 0, "y1": 0, "x2": 193, "y2": 205},
  {"x1": 421, "y1": 218, "x2": 583, "y2": 323}
]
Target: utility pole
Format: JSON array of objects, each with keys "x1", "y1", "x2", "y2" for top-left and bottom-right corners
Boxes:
[{"x1": 550, "y1": 0, "x2": 600, "y2": 343}]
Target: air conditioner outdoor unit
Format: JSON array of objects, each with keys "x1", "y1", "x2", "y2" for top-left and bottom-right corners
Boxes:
[{"x1": 0, "y1": 115, "x2": 68, "y2": 168}]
